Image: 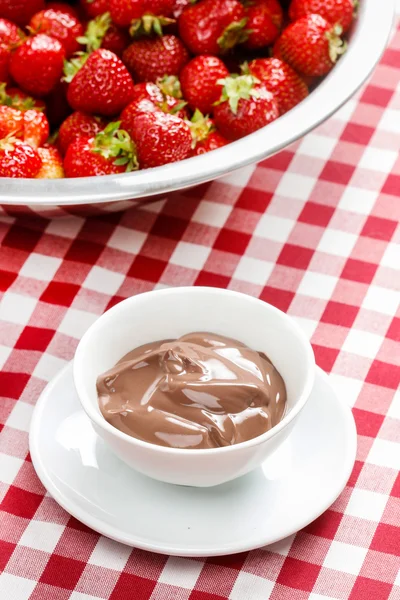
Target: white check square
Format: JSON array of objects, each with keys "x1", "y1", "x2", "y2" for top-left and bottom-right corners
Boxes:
[
  {"x1": 0, "y1": 454, "x2": 23, "y2": 485},
  {"x1": 276, "y1": 173, "x2": 316, "y2": 200},
  {"x1": 192, "y1": 201, "x2": 231, "y2": 227},
  {"x1": 0, "y1": 574, "x2": 36, "y2": 600},
  {"x1": 33, "y1": 353, "x2": 67, "y2": 382},
  {"x1": 367, "y1": 438, "x2": 400, "y2": 471},
  {"x1": 342, "y1": 329, "x2": 383, "y2": 359},
  {"x1": 0, "y1": 345, "x2": 12, "y2": 370},
  {"x1": 380, "y1": 243, "x2": 400, "y2": 269},
  {"x1": 323, "y1": 541, "x2": 367, "y2": 575},
  {"x1": 317, "y1": 229, "x2": 357, "y2": 257},
  {"x1": 170, "y1": 242, "x2": 211, "y2": 270},
  {"x1": 328, "y1": 374, "x2": 363, "y2": 408},
  {"x1": 46, "y1": 217, "x2": 84, "y2": 239},
  {"x1": 297, "y1": 272, "x2": 338, "y2": 300},
  {"x1": 58, "y1": 308, "x2": 99, "y2": 340},
  {"x1": 346, "y1": 488, "x2": 388, "y2": 522},
  {"x1": 19, "y1": 520, "x2": 64, "y2": 553},
  {"x1": 234, "y1": 256, "x2": 274, "y2": 285},
  {"x1": 0, "y1": 293, "x2": 36, "y2": 326},
  {"x1": 298, "y1": 134, "x2": 337, "y2": 159},
  {"x1": 6, "y1": 401, "x2": 33, "y2": 432},
  {"x1": 387, "y1": 390, "x2": 400, "y2": 420},
  {"x1": 362, "y1": 286, "x2": 400, "y2": 316},
  {"x1": 224, "y1": 164, "x2": 255, "y2": 187},
  {"x1": 254, "y1": 214, "x2": 294, "y2": 242},
  {"x1": 338, "y1": 187, "x2": 378, "y2": 215},
  {"x1": 230, "y1": 571, "x2": 274, "y2": 600},
  {"x1": 108, "y1": 227, "x2": 147, "y2": 255},
  {"x1": 89, "y1": 537, "x2": 131, "y2": 571},
  {"x1": 19, "y1": 253, "x2": 61, "y2": 282},
  {"x1": 83, "y1": 266, "x2": 125, "y2": 295},
  {"x1": 379, "y1": 108, "x2": 400, "y2": 134},
  {"x1": 158, "y1": 557, "x2": 203, "y2": 589},
  {"x1": 359, "y1": 147, "x2": 398, "y2": 173}
]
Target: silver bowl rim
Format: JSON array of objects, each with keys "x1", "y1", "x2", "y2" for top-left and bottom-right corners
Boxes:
[{"x1": 0, "y1": 0, "x2": 395, "y2": 206}]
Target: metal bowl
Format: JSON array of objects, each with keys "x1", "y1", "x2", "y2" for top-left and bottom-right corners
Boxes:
[{"x1": 0, "y1": 0, "x2": 395, "y2": 218}]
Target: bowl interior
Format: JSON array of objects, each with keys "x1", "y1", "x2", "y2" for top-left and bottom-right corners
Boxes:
[{"x1": 74, "y1": 288, "x2": 315, "y2": 424}]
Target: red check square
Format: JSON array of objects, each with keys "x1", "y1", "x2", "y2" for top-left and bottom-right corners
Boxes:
[
  {"x1": 341, "y1": 259, "x2": 377, "y2": 284},
  {"x1": 277, "y1": 557, "x2": 320, "y2": 592},
  {"x1": 2, "y1": 225, "x2": 42, "y2": 253},
  {"x1": 15, "y1": 326, "x2": 55, "y2": 352},
  {"x1": 366, "y1": 361, "x2": 400, "y2": 390},
  {"x1": 349, "y1": 577, "x2": 392, "y2": 600},
  {"x1": 214, "y1": 229, "x2": 251, "y2": 255},
  {"x1": 0, "y1": 372, "x2": 30, "y2": 399},
  {"x1": 40, "y1": 281, "x2": 80, "y2": 306},
  {"x1": 352, "y1": 408, "x2": 384, "y2": 437},
  {"x1": 360, "y1": 85, "x2": 394, "y2": 107},
  {"x1": 298, "y1": 202, "x2": 335, "y2": 227},
  {"x1": 40, "y1": 555, "x2": 86, "y2": 590},
  {"x1": 127, "y1": 256, "x2": 166, "y2": 281},
  {"x1": 1, "y1": 486, "x2": 43, "y2": 519},
  {"x1": 321, "y1": 301, "x2": 359, "y2": 328},
  {"x1": 381, "y1": 174, "x2": 400, "y2": 196},
  {"x1": 260, "y1": 287, "x2": 295, "y2": 312},
  {"x1": 304, "y1": 510, "x2": 342, "y2": 540},
  {"x1": 151, "y1": 215, "x2": 188, "y2": 240},
  {"x1": 0, "y1": 270, "x2": 17, "y2": 292},
  {"x1": 386, "y1": 317, "x2": 400, "y2": 342},
  {"x1": 110, "y1": 573, "x2": 156, "y2": 600},
  {"x1": 370, "y1": 523, "x2": 400, "y2": 556},
  {"x1": 361, "y1": 216, "x2": 397, "y2": 241},
  {"x1": 277, "y1": 245, "x2": 314, "y2": 270},
  {"x1": 319, "y1": 161, "x2": 355, "y2": 186},
  {"x1": 312, "y1": 344, "x2": 339, "y2": 372},
  {"x1": 341, "y1": 123, "x2": 374, "y2": 145},
  {"x1": 236, "y1": 189, "x2": 273, "y2": 213}
]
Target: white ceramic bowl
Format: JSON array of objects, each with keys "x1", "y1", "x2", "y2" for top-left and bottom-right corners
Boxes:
[
  {"x1": 0, "y1": 0, "x2": 395, "y2": 218},
  {"x1": 73, "y1": 287, "x2": 315, "y2": 487}
]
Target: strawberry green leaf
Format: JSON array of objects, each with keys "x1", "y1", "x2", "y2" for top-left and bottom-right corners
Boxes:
[{"x1": 216, "y1": 74, "x2": 260, "y2": 114}]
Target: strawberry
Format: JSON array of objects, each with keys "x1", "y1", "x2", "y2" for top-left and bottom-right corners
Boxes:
[
  {"x1": 244, "y1": 0, "x2": 283, "y2": 49},
  {"x1": 289, "y1": 0, "x2": 354, "y2": 33},
  {"x1": 0, "y1": 84, "x2": 46, "y2": 112},
  {"x1": 124, "y1": 109, "x2": 192, "y2": 168},
  {"x1": 0, "y1": 105, "x2": 23, "y2": 139},
  {"x1": 65, "y1": 48, "x2": 135, "y2": 116},
  {"x1": 10, "y1": 34, "x2": 65, "y2": 97},
  {"x1": 59, "y1": 111, "x2": 107, "y2": 154},
  {"x1": 81, "y1": 0, "x2": 109, "y2": 19},
  {"x1": 188, "y1": 110, "x2": 228, "y2": 156},
  {"x1": 122, "y1": 35, "x2": 189, "y2": 83},
  {"x1": 36, "y1": 146, "x2": 64, "y2": 178},
  {"x1": 0, "y1": 18, "x2": 24, "y2": 47},
  {"x1": 180, "y1": 55, "x2": 229, "y2": 115},
  {"x1": 110, "y1": 0, "x2": 174, "y2": 36},
  {"x1": 29, "y1": 8, "x2": 84, "y2": 58},
  {"x1": 178, "y1": 0, "x2": 247, "y2": 55},
  {"x1": 0, "y1": 18, "x2": 24, "y2": 83},
  {"x1": 273, "y1": 14, "x2": 346, "y2": 77},
  {"x1": 0, "y1": 138, "x2": 42, "y2": 178},
  {"x1": 101, "y1": 24, "x2": 130, "y2": 57},
  {"x1": 109, "y1": 0, "x2": 144, "y2": 27},
  {"x1": 23, "y1": 109, "x2": 50, "y2": 148},
  {"x1": 213, "y1": 74, "x2": 279, "y2": 140},
  {"x1": 64, "y1": 121, "x2": 138, "y2": 177},
  {"x1": 247, "y1": 57, "x2": 308, "y2": 114},
  {"x1": 0, "y1": 0, "x2": 45, "y2": 27},
  {"x1": 172, "y1": 0, "x2": 190, "y2": 19},
  {"x1": 47, "y1": 3, "x2": 81, "y2": 19},
  {"x1": 121, "y1": 97, "x2": 159, "y2": 132}
]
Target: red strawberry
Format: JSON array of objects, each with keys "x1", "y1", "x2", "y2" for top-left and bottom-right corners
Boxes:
[
  {"x1": 121, "y1": 81, "x2": 187, "y2": 131},
  {"x1": 101, "y1": 24, "x2": 130, "y2": 57},
  {"x1": 247, "y1": 57, "x2": 308, "y2": 114},
  {"x1": 178, "y1": 0, "x2": 247, "y2": 55},
  {"x1": 0, "y1": 18, "x2": 24, "y2": 83},
  {"x1": 47, "y1": 3, "x2": 80, "y2": 19},
  {"x1": 0, "y1": 105, "x2": 23, "y2": 139},
  {"x1": 273, "y1": 14, "x2": 346, "y2": 77},
  {"x1": 244, "y1": 0, "x2": 283, "y2": 49},
  {"x1": 0, "y1": 0, "x2": 45, "y2": 27},
  {"x1": 0, "y1": 138, "x2": 42, "y2": 178},
  {"x1": 125, "y1": 109, "x2": 192, "y2": 168},
  {"x1": 36, "y1": 146, "x2": 64, "y2": 178},
  {"x1": 122, "y1": 35, "x2": 189, "y2": 83},
  {"x1": 0, "y1": 18, "x2": 24, "y2": 47},
  {"x1": 172, "y1": 0, "x2": 190, "y2": 19},
  {"x1": 10, "y1": 34, "x2": 65, "y2": 97},
  {"x1": 109, "y1": 0, "x2": 145, "y2": 27},
  {"x1": 121, "y1": 97, "x2": 159, "y2": 132},
  {"x1": 29, "y1": 8, "x2": 84, "y2": 58},
  {"x1": 0, "y1": 84, "x2": 46, "y2": 112},
  {"x1": 64, "y1": 121, "x2": 138, "y2": 177},
  {"x1": 65, "y1": 48, "x2": 135, "y2": 116},
  {"x1": 213, "y1": 74, "x2": 279, "y2": 140},
  {"x1": 23, "y1": 110, "x2": 49, "y2": 148},
  {"x1": 289, "y1": 0, "x2": 354, "y2": 33},
  {"x1": 80, "y1": 0, "x2": 109, "y2": 19},
  {"x1": 59, "y1": 111, "x2": 107, "y2": 154},
  {"x1": 188, "y1": 110, "x2": 228, "y2": 156},
  {"x1": 180, "y1": 55, "x2": 229, "y2": 115}
]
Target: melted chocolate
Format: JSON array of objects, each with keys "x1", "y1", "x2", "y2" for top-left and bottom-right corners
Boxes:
[{"x1": 97, "y1": 332, "x2": 287, "y2": 449}]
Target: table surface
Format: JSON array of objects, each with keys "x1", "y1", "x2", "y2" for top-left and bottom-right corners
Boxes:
[{"x1": 1, "y1": 13, "x2": 400, "y2": 600}]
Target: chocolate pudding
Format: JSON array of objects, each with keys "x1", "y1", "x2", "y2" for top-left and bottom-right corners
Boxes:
[{"x1": 97, "y1": 332, "x2": 287, "y2": 449}]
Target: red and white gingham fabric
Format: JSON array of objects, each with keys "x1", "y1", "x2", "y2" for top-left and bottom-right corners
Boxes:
[{"x1": 1, "y1": 15, "x2": 400, "y2": 600}]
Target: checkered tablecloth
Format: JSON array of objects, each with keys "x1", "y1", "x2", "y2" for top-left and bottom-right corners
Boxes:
[{"x1": 1, "y1": 14, "x2": 400, "y2": 600}]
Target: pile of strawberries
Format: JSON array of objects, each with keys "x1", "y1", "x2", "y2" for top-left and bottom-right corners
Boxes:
[{"x1": 0, "y1": 0, "x2": 354, "y2": 178}]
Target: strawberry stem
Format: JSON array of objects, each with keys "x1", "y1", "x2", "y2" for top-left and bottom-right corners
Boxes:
[
  {"x1": 217, "y1": 18, "x2": 248, "y2": 52},
  {"x1": 325, "y1": 25, "x2": 347, "y2": 63},
  {"x1": 215, "y1": 74, "x2": 260, "y2": 114},
  {"x1": 187, "y1": 109, "x2": 214, "y2": 148},
  {"x1": 129, "y1": 15, "x2": 175, "y2": 37},
  {"x1": 157, "y1": 75, "x2": 182, "y2": 99},
  {"x1": 63, "y1": 52, "x2": 89, "y2": 83},
  {"x1": 92, "y1": 121, "x2": 139, "y2": 172},
  {"x1": 77, "y1": 12, "x2": 112, "y2": 53}
]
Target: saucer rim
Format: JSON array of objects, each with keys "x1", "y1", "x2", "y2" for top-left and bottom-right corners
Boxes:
[{"x1": 29, "y1": 364, "x2": 357, "y2": 557}]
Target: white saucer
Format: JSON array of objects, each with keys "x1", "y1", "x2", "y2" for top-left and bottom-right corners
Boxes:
[{"x1": 30, "y1": 364, "x2": 356, "y2": 557}]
